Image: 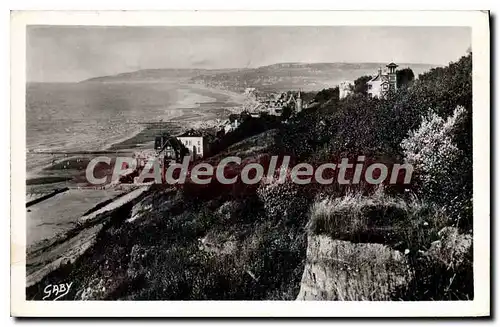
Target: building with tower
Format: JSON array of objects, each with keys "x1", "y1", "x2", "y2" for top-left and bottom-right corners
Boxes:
[{"x1": 367, "y1": 62, "x2": 399, "y2": 99}]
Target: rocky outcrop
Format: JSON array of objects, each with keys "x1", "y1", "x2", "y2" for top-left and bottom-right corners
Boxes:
[{"x1": 296, "y1": 235, "x2": 412, "y2": 301}]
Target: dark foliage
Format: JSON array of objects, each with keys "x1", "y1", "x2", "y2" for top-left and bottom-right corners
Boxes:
[
  {"x1": 313, "y1": 87, "x2": 339, "y2": 104},
  {"x1": 353, "y1": 75, "x2": 373, "y2": 95},
  {"x1": 396, "y1": 67, "x2": 415, "y2": 89},
  {"x1": 280, "y1": 103, "x2": 294, "y2": 120},
  {"x1": 209, "y1": 115, "x2": 281, "y2": 156}
]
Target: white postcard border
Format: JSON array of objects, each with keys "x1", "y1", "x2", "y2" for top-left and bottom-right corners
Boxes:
[{"x1": 10, "y1": 10, "x2": 490, "y2": 317}]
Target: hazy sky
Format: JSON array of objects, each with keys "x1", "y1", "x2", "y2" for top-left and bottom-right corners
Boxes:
[{"x1": 27, "y1": 26, "x2": 471, "y2": 82}]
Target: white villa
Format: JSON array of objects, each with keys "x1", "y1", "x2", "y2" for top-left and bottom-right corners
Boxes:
[
  {"x1": 367, "y1": 62, "x2": 398, "y2": 99},
  {"x1": 177, "y1": 130, "x2": 207, "y2": 160}
]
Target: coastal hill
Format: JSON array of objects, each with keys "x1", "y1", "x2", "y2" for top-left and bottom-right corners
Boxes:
[
  {"x1": 81, "y1": 68, "x2": 240, "y2": 83},
  {"x1": 81, "y1": 62, "x2": 437, "y2": 92}
]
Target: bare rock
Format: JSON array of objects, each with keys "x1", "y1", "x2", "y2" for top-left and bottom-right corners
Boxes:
[{"x1": 296, "y1": 235, "x2": 411, "y2": 300}]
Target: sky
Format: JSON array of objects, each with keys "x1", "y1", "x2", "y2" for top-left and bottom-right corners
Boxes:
[{"x1": 26, "y1": 26, "x2": 471, "y2": 83}]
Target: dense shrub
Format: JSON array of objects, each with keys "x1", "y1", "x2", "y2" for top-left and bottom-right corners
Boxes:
[
  {"x1": 396, "y1": 67, "x2": 415, "y2": 89},
  {"x1": 256, "y1": 174, "x2": 312, "y2": 226},
  {"x1": 276, "y1": 53, "x2": 472, "y2": 199},
  {"x1": 401, "y1": 105, "x2": 472, "y2": 227},
  {"x1": 313, "y1": 87, "x2": 339, "y2": 104},
  {"x1": 399, "y1": 226, "x2": 473, "y2": 300},
  {"x1": 353, "y1": 75, "x2": 372, "y2": 95}
]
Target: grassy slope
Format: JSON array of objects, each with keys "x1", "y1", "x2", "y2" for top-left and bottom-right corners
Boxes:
[{"x1": 27, "y1": 130, "x2": 308, "y2": 300}]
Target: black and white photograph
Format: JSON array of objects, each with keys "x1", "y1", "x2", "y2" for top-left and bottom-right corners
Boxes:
[{"x1": 10, "y1": 10, "x2": 490, "y2": 317}]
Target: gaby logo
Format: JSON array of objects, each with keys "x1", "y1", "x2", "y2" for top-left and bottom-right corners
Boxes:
[
  {"x1": 42, "y1": 282, "x2": 73, "y2": 301},
  {"x1": 84, "y1": 155, "x2": 414, "y2": 186}
]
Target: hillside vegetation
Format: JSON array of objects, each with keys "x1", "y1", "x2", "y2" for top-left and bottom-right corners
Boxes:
[{"x1": 28, "y1": 54, "x2": 472, "y2": 301}]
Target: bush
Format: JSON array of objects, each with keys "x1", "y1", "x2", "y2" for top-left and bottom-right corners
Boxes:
[
  {"x1": 256, "y1": 174, "x2": 311, "y2": 225},
  {"x1": 396, "y1": 67, "x2": 415, "y2": 89},
  {"x1": 401, "y1": 105, "x2": 471, "y2": 226},
  {"x1": 353, "y1": 75, "x2": 372, "y2": 95},
  {"x1": 276, "y1": 53, "x2": 472, "y2": 205}
]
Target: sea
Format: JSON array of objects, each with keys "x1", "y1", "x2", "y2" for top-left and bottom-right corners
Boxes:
[
  {"x1": 25, "y1": 81, "x2": 243, "y2": 254},
  {"x1": 26, "y1": 82, "x2": 234, "y2": 176}
]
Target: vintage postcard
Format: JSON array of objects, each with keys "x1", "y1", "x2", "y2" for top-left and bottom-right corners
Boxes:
[{"x1": 10, "y1": 11, "x2": 490, "y2": 317}]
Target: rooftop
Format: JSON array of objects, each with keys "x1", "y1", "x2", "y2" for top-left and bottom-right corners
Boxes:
[{"x1": 178, "y1": 130, "x2": 204, "y2": 137}]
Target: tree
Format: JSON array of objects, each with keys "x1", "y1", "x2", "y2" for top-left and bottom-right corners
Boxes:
[
  {"x1": 353, "y1": 75, "x2": 372, "y2": 95},
  {"x1": 313, "y1": 87, "x2": 339, "y2": 104},
  {"x1": 281, "y1": 103, "x2": 294, "y2": 120},
  {"x1": 396, "y1": 68, "x2": 415, "y2": 89}
]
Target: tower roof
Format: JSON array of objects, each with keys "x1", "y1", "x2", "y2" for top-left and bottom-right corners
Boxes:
[{"x1": 386, "y1": 62, "x2": 398, "y2": 68}]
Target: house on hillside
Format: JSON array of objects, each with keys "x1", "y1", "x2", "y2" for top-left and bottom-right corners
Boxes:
[
  {"x1": 177, "y1": 130, "x2": 209, "y2": 160},
  {"x1": 154, "y1": 134, "x2": 189, "y2": 165},
  {"x1": 367, "y1": 62, "x2": 398, "y2": 99}
]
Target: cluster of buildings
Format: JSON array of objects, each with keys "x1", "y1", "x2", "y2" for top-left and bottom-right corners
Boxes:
[
  {"x1": 245, "y1": 88, "x2": 303, "y2": 116},
  {"x1": 132, "y1": 62, "x2": 403, "y2": 181},
  {"x1": 339, "y1": 62, "x2": 399, "y2": 100}
]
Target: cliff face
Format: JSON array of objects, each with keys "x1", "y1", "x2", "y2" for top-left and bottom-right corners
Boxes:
[{"x1": 296, "y1": 235, "x2": 411, "y2": 301}]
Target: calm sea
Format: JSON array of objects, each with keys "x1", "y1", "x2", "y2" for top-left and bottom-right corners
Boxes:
[{"x1": 26, "y1": 82, "x2": 212, "y2": 174}]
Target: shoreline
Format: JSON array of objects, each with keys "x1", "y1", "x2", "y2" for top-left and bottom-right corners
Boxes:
[
  {"x1": 26, "y1": 82, "x2": 245, "y2": 186},
  {"x1": 182, "y1": 82, "x2": 246, "y2": 106},
  {"x1": 25, "y1": 81, "x2": 247, "y2": 282}
]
